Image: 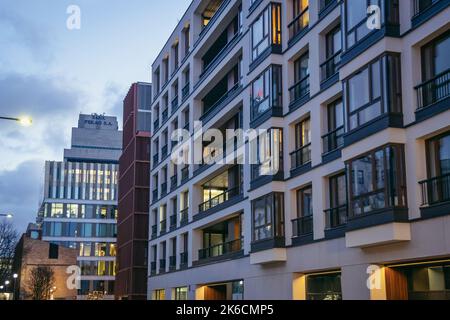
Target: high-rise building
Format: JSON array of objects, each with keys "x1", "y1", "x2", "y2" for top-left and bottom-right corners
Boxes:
[
  {"x1": 37, "y1": 113, "x2": 122, "y2": 300},
  {"x1": 146, "y1": 0, "x2": 450, "y2": 300},
  {"x1": 116, "y1": 82, "x2": 152, "y2": 300}
]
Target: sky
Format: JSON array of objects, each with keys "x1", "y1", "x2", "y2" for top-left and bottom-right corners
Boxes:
[{"x1": 0, "y1": 0, "x2": 191, "y2": 232}]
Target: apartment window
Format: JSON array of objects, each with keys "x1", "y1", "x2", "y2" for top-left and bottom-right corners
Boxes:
[
  {"x1": 174, "y1": 287, "x2": 188, "y2": 300},
  {"x1": 291, "y1": 118, "x2": 311, "y2": 169},
  {"x1": 326, "y1": 173, "x2": 348, "y2": 229},
  {"x1": 321, "y1": 25, "x2": 341, "y2": 81},
  {"x1": 345, "y1": 53, "x2": 402, "y2": 131},
  {"x1": 347, "y1": 144, "x2": 407, "y2": 217},
  {"x1": 289, "y1": 0, "x2": 309, "y2": 41},
  {"x1": 306, "y1": 272, "x2": 342, "y2": 300},
  {"x1": 290, "y1": 52, "x2": 310, "y2": 103},
  {"x1": 252, "y1": 128, "x2": 283, "y2": 180},
  {"x1": 163, "y1": 57, "x2": 169, "y2": 84},
  {"x1": 184, "y1": 26, "x2": 190, "y2": 56},
  {"x1": 152, "y1": 289, "x2": 165, "y2": 301},
  {"x1": 252, "y1": 192, "x2": 284, "y2": 242},
  {"x1": 251, "y1": 3, "x2": 281, "y2": 61},
  {"x1": 345, "y1": 0, "x2": 380, "y2": 49},
  {"x1": 251, "y1": 65, "x2": 282, "y2": 120},
  {"x1": 418, "y1": 31, "x2": 450, "y2": 109},
  {"x1": 421, "y1": 131, "x2": 450, "y2": 205},
  {"x1": 292, "y1": 185, "x2": 313, "y2": 237},
  {"x1": 323, "y1": 99, "x2": 344, "y2": 154},
  {"x1": 173, "y1": 42, "x2": 179, "y2": 71},
  {"x1": 413, "y1": 0, "x2": 442, "y2": 16}
]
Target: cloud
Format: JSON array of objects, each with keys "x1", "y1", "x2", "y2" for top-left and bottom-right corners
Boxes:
[{"x1": 0, "y1": 160, "x2": 44, "y2": 233}]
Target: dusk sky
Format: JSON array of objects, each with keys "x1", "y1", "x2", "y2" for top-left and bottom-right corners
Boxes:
[{"x1": 0, "y1": 0, "x2": 191, "y2": 232}]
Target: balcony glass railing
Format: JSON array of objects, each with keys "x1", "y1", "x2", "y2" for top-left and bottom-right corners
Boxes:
[
  {"x1": 420, "y1": 173, "x2": 450, "y2": 206},
  {"x1": 416, "y1": 68, "x2": 450, "y2": 110},
  {"x1": 290, "y1": 143, "x2": 311, "y2": 169},
  {"x1": 320, "y1": 50, "x2": 341, "y2": 82},
  {"x1": 325, "y1": 205, "x2": 348, "y2": 229},
  {"x1": 152, "y1": 189, "x2": 158, "y2": 202},
  {"x1": 170, "y1": 214, "x2": 177, "y2": 228},
  {"x1": 202, "y1": 82, "x2": 240, "y2": 119},
  {"x1": 180, "y1": 252, "x2": 188, "y2": 267},
  {"x1": 171, "y1": 96, "x2": 179, "y2": 112},
  {"x1": 322, "y1": 126, "x2": 344, "y2": 154},
  {"x1": 160, "y1": 219, "x2": 167, "y2": 234},
  {"x1": 169, "y1": 256, "x2": 176, "y2": 270},
  {"x1": 161, "y1": 182, "x2": 167, "y2": 196},
  {"x1": 159, "y1": 259, "x2": 166, "y2": 272},
  {"x1": 198, "y1": 238, "x2": 242, "y2": 260},
  {"x1": 162, "y1": 109, "x2": 169, "y2": 122},
  {"x1": 292, "y1": 216, "x2": 313, "y2": 237},
  {"x1": 161, "y1": 145, "x2": 168, "y2": 158},
  {"x1": 150, "y1": 261, "x2": 156, "y2": 274},
  {"x1": 198, "y1": 185, "x2": 242, "y2": 212},
  {"x1": 181, "y1": 166, "x2": 189, "y2": 182},
  {"x1": 289, "y1": 75, "x2": 310, "y2": 104},
  {"x1": 151, "y1": 225, "x2": 157, "y2": 238}
]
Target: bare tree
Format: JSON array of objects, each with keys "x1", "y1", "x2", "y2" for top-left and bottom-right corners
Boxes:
[
  {"x1": 0, "y1": 220, "x2": 19, "y2": 284},
  {"x1": 27, "y1": 266, "x2": 55, "y2": 300}
]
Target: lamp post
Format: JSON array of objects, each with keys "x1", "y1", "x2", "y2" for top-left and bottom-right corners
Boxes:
[
  {"x1": 0, "y1": 213, "x2": 13, "y2": 219},
  {"x1": 13, "y1": 274, "x2": 18, "y2": 300},
  {"x1": 0, "y1": 116, "x2": 33, "y2": 126}
]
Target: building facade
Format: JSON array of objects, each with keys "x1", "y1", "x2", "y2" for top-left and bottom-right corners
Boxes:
[
  {"x1": 12, "y1": 224, "x2": 78, "y2": 300},
  {"x1": 38, "y1": 114, "x2": 122, "y2": 299},
  {"x1": 116, "y1": 82, "x2": 152, "y2": 300},
  {"x1": 147, "y1": 0, "x2": 450, "y2": 300}
]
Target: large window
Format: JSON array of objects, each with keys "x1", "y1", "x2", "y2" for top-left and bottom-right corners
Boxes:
[
  {"x1": 251, "y1": 128, "x2": 283, "y2": 180},
  {"x1": 421, "y1": 131, "x2": 450, "y2": 205},
  {"x1": 289, "y1": 0, "x2": 309, "y2": 41},
  {"x1": 306, "y1": 272, "x2": 342, "y2": 300},
  {"x1": 251, "y1": 4, "x2": 281, "y2": 61},
  {"x1": 326, "y1": 173, "x2": 348, "y2": 229},
  {"x1": 418, "y1": 31, "x2": 450, "y2": 109},
  {"x1": 345, "y1": 0, "x2": 380, "y2": 49},
  {"x1": 323, "y1": 99, "x2": 344, "y2": 153},
  {"x1": 174, "y1": 287, "x2": 188, "y2": 300},
  {"x1": 290, "y1": 52, "x2": 310, "y2": 103},
  {"x1": 251, "y1": 65, "x2": 282, "y2": 120},
  {"x1": 292, "y1": 186, "x2": 313, "y2": 237},
  {"x1": 345, "y1": 53, "x2": 402, "y2": 131},
  {"x1": 252, "y1": 193, "x2": 284, "y2": 242},
  {"x1": 291, "y1": 118, "x2": 311, "y2": 169},
  {"x1": 152, "y1": 289, "x2": 165, "y2": 301},
  {"x1": 347, "y1": 144, "x2": 407, "y2": 217},
  {"x1": 321, "y1": 25, "x2": 341, "y2": 81}
]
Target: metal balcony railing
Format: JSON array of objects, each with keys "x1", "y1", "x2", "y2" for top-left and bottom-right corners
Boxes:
[
  {"x1": 162, "y1": 108, "x2": 168, "y2": 122},
  {"x1": 180, "y1": 252, "x2": 188, "y2": 267},
  {"x1": 322, "y1": 126, "x2": 344, "y2": 154},
  {"x1": 288, "y1": 7, "x2": 309, "y2": 41},
  {"x1": 289, "y1": 75, "x2": 310, "y2": 103},
  {"x1": 290, "y1": 143, "x2": 311, "y2": 169},
  {"x1": 416, "y1": 68, "x2": 450, "y2": 110},
  {"x1": 198, "y1": 185, "x2": 242, "y2": 212},
  {"x1": 170, "y1": 175, "x2": 178, "y2": 190},
  {"x1": 170, "y1": 214, "x2": 177, "y2": 228},
  {"x1": 159, "y1": 259, "x2": 166, "y2": 272},
  {"x1": 160, "y1": 219, "x2": 167, "y2": 234},
  {"x1": 412, "y1": 0, "x2": 440, "y2": 16},
  {"x1": 151, "y1": 225, "x2": 157, "y2": 238},
  {"x1": 182, "y1": 82, "x2": 190, "y2": 101},
  {"x1": 180, "y1": 208, "x2": 189, "y2": 225},
  {"x1": 292, "y1": 216, "x2": 313, "y2": 237},
  {"x1": 325, "y1": 204, "x2": 348, "y2": 229},
  {"x1": 181, "y1": 166, "x2": 189, "y2": 182},
  {"x1": 420, "y1": 173, "x2": 450, "y2": 206},
  {"x1": 153, "y1": 118, "x2": 160, "y2": 130},
  {"x1": 198, "y1": 238, "x2": 243, "y2": 260},
  {"x1": 169, "y1": 256, "x2": 176, "y2": 270},
  {"x1": 320, "y1": 50, "x2": 341, "y2": 82},
  {"x1": 171, "y1": 96, "x2": 179, "y2": 112},
  {"x1": 161, "y1": 182, "x2": 167, "y2": 196},
  {"x1": 152, "y1": 189, "x2": 158, "y2": 202}
]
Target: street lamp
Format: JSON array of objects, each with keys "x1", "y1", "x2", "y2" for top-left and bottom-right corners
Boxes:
[
  {"x1": 12, "y1": 274, "x2": 18, "y2": 300},
  {"x1": 0, "y1": 116, "x2": 33, "y2": 126},
  {"x1": 5, "y1": 281, "x2": 10, "y2": 286},
  {"x1": 0, "y1": 213, "x2": 13, "y2": 219}
]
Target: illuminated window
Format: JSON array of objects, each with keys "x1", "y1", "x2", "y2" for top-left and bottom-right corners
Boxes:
[{"x1": 152, "y1": 289, "x2": 166, "y2": 300}]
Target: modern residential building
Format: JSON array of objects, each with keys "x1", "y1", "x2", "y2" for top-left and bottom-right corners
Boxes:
[
  {"x1": 12, "y1": 224, "x2": 78, "y2": 300},
  {"x1": 147, "y1": 0, "x2": 450, "y2": 300},
  {"x1": 116, "y1": 82, "x2": 152, "y2": 300},
  {"x1": 37, "y1": 113, "x2": 122, "y2": 300}
]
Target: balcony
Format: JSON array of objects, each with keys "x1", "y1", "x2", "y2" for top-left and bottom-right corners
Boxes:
[
  {"x1": 322, "y1": 127, "x2": 344, "y2": 155},
  {"x1": 159, "y1": 259, "x2": 166, "y2": 273},
  {"x1": 171, "y1": 96, "x2": 179, "y2": 113},
  {"x1": 151, "y1": 225, "x2": 157, "y2": 239},
  {"x1": 324, "y1": 205, "x2": 348, "y2": 239},
  {"x1": 419, "y1": 174, "x2": 450, "y2": 219},
  {"x1": 198, "y1": 238, "x2": 243, "y2": 261},
  {"x1": 150, "y1": 262, "x2": 156, "y2": 275},
  {"x1": 181, "y1": 166, "x2": 189, "y2": 182},
  {"x1": 288, "y1": 6, "x2": 309, "y2": 45},
  {"x1": 201, "y1": 82, "x2": 241, "y2": 123},
  {"x1": 152, "y1": 189, "x2": 158, "y2": 202},
  {"x1": 290, "y1": 144, "x2": 312, "y2": 176},
  {"x1": 292, "y1": 216, "x2": 313, "y2": 238},
  {"x1": 182, "y1": 82, "x2": 190, "y2": 101},
  {"x1": 180, "y1": 252, "x2": 188, "y2": 269},
  {"x1": 161, "y1": 182, "x2": 167, "y2": 196},
  {"x1": 161, "y1": 145, "x2": 168, "y2": 158},
  {"x1": 415, "y1": 69, "x2": 450, "y2": 120},
  {"x1": 153, "y1": 118, "x2": 160, "y2": 130},
  {"x1": 320, "y1": 50, "x2": 341, "y2": 89},
  {"x1": 412, "y1": 0, "x2": 447, "y2": 27},
  {"x1": 183, "y1": 122, "x2": 190, "y2": 131},
  {"x1": 319, "y1": 0, "x2": 338, "y2": 18},
  {"x1": 180, "y1": 208, "x2": 189, "y2": 225},
  {"x1": 198, "y1": 185, "x2": 242, "y2": 213},
  {"x1": 289, "y1": 75, "x2": 310, "y2": 110},
  {"x1": 170, "y1": 214, "x2": 177, "y2": 229},
  {"x1": 170, "y1": 175, "x2": 178, "y2": 190},
  {"x1": 169, "y1": 256, "x2": 176, "y2": 271},
  {"x1": 162, "y1": 108, "x2": 168, "y2": 122}
]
